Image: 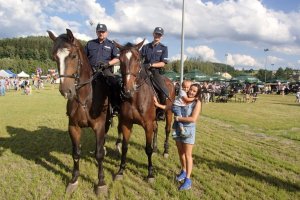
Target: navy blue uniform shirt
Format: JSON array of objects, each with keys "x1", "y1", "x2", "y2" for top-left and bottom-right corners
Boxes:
[
  {"x1": 84, "y1": 38, "x2": 119, "y2": 67},
  {"x1": 141, "y1": 42, "x2": 168, "y2": 64}
]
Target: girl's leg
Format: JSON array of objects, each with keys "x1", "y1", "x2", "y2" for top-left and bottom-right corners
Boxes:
[
  {"x1": 176, "y1": 141, "x2": 186, "y2": 170},
  {"x1": 183, "y1": 143, "x2": 193, "y2": 178}
]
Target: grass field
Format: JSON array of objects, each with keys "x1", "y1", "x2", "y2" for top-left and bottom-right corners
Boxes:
[{"x1": 0, "y1": 84, "x2": 299, "y2": 200}]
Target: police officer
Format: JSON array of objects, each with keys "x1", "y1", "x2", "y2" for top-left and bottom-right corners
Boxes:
[
  {"x1": 84, "y1": 23, "x2": 120, "y2": 115},
  {"x1": 141, "y1": 27, "x2": 169, "y2": 120}
]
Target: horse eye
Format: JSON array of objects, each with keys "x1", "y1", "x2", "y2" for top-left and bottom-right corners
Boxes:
[{"x1": 71, "y1": 54, "x2": 77, "y2": 59}]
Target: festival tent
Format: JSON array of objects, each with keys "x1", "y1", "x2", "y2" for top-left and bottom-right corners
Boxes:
[
  {"x1": 184, "y1": 69, "x2": 208, "y2": 82},
  {"x1": 221, "y1": 72, "x2": 232, "y2": 80},
  {"x1": 163, "y1": 70, "x2": 180, "y2": 81},
  {"x1": 17, "y1": 71, "x2": 30, "y2": 78},
  {"x1": 5, "y1": 69, "x2": 16, "y2": 77},
  {"x1": 233, "y1": 75, "x2": 261, "y2": 83},
  {"x1": 0, "y1": 69, "x2": 10, "y2": 77}
]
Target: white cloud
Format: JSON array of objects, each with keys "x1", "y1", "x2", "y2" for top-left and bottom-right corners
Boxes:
[
  {"x1": 186, "y1": 45, "x2": 217, "y2": 62},
  {"x1": 226, "y1": 53, "x2": 258, "y2": 68},
  {"x1": 169, "y1": 54, "x2": 188, "y2": 61},
  {"x1": 133, "y1": 37, "x2": 149, "y2": 46},
  {"x1": 1, "y1": 0, "x2": 300, "y2": 68}
]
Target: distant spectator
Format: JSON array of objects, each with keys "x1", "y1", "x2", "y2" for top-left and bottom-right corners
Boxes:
[
  {"x1": 296, "y1": 89, "x2": 300, "y2": 103},
  {"x1": 0, "y1": 76, "x2": 6, "y2": 96},
  {"x1": 24, "y1": 84, "x2": 32, "y2": 95}
]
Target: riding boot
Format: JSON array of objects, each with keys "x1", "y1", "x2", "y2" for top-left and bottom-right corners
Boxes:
[{"x1": 107, "y1": 76, "x2": 121, "y2": 116}]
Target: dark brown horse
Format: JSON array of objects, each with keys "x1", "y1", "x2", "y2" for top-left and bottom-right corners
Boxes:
[
  {"x1": 48, "y1": 29, "x2": 110, "y2": 195},
  {"x1": 114, "y1": 40, "x2": 175, "y2": 181}
]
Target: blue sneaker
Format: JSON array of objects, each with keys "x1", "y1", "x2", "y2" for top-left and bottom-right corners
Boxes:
[
  {"x1": 179, "y1": 178, "x2": 192, "y2": 191},
  {"x1": 176, "y1": 170, "x2": 186, "y2": 182}
]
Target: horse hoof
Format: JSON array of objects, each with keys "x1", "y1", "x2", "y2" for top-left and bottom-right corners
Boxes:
[
  {"x1": 163, "y1": 153, "x2": 169, "y2": 158},
  {"x1": 114, "y1": 174, "x2": 123, "y2": 181},
  {"x1": 147, "y1": 177, "x2": 155, "y2": 183},
  {"x1": 94, "y1": 184, "x2": 108, "y2": 196},
  {"x1": 65, "y1": 181, "x2": 78, "y2": 194}
]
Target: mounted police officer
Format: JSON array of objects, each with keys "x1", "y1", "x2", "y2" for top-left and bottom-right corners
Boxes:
[
  {"x1": 141, "y1": 27, "x2": 169, "y2": 120},
  {"x1": 84, "y1": 23, "x2": 120, "y2": 115}
]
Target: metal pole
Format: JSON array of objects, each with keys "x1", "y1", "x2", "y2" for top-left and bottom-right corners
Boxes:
[
  {"x1": 180, "y1": 0, "x2": 185, "y2": 86},
  {"x1": 264, "y1": 49, "x2": 269, "y2": 83},
  {"x1": 225, "y1": 53, "x2": 228, "y2": 74}
]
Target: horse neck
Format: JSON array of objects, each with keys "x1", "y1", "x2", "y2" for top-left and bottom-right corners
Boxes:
[{"x1": 77, "y1": 49, "x2": 93, "y2": 99}]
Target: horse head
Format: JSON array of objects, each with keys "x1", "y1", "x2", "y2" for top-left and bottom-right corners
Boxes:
[
  {"x1": 47, "y1": 29, "x2": 85, "y2": 100},
  {"x1": 114, "y1": 39, "x2": 145, "y2": 98}
]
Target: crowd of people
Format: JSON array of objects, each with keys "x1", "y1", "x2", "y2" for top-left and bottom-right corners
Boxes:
[{"x1": 0, "y1": 76, "x2": 47, "y2": 96}]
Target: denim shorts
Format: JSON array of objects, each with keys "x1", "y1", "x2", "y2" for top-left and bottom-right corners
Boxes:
[{"x1": 174, "y1": 125, "x2": 196, "y2": 144}]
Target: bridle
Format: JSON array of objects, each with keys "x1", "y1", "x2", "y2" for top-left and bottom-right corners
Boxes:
[
  {"x1": 120, "y1": 48, "x2": 148, "y2": 95},
  {"x1": 121, "y1": 49, "x2": 141, "y2": 79},
  {"x1": 58, "y1": 45, "x2": 94, "y2": 92}
]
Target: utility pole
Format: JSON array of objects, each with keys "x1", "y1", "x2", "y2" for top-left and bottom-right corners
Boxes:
[
  {"x1": 180, "y1": 0, "x2": 185, "y2": 87},
  {"x1": 264, "y1": 49, "x2": 269, "y2": 83}
]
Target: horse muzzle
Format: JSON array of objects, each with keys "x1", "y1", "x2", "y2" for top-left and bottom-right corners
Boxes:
[
  {"x1": 59, "y1": 85, "x2": 76, "y2": 100},
  {"x1": 122, "y1": 90, "x2": 133, "y2": 99}
]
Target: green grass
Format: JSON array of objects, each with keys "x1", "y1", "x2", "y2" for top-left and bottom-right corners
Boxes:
[{"x1": 0, "y1": 85, "x2": 299, "y2": 200}]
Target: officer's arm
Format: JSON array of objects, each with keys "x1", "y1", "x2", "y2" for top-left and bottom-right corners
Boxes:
[
  {"x1": 152, "y1": 46, "x2": 168, "y2": 68},
  {"x1": 108, "y1": 58, "x2": 120, "y2": 66},
  {"x1": 109, "y1": 44, "x2": 120, "y2": 66},
  {"x1": 151, "y1": 62, "x2": 165, "y2": 68}
]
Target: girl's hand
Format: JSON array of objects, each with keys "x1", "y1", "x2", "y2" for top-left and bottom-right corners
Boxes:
[{"x1": 153, "y1": 96, "x2": 158, "y2": 106}]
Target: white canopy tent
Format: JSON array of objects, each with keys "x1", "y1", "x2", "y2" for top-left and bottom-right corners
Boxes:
[
  {"x1": 0, "y1": 69, "x2": 10, "y2": 77},
  {"x1": 17, "y1": 71, "x2": 30, "y2": 78}
]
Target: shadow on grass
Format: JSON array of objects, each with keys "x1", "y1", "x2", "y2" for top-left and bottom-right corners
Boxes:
[
  {"x1": 195, "y1": 155, "x2": 300, "y2": 192},
  {"x1": 270, "y1": 102, "x2": 300, "y2": 107},
  {"x1": 0, "y1": 126, "x2": 100, "y2": 186},
  {"x1": 0, "y1": 126, "x2": 166, "y2": 186}
]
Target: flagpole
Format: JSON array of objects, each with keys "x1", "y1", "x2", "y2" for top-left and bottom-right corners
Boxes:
[{"x1": 180, "y1": 0, "x2": 185, "y2": 86}]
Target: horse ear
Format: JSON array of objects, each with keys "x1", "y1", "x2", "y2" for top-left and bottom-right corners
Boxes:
[
  {"x1": 47, "y1": 30, "x2": 56, "y2": 41},
  {"x1": 136, "y1": 39, "x2": 145, "y2": 50},
  {"x1": 66, "y1": 29, "x2": 75, "y2": 43},
  {"x1": 113, "y1": 40, "x2": 123, "y2": 50}
]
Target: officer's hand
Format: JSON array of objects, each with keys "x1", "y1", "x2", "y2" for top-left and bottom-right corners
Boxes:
[{"x1": 98, "y1": 60, "x2": 109, "y2": 68}]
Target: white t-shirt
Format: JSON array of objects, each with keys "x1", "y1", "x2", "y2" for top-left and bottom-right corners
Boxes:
[{"x1": 173, "y1": 90, "x2": 187, "y2": 106}]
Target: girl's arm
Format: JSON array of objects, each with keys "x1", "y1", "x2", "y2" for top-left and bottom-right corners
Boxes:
[
  {"x1": 175, "y1": 100, "x2": 201, "y2": 123},
  {"x1": 153, "y1": 96, "x2": 167, "y2": 110},
  {"x1": 182, "y1": 95, "x2": 196, "y2": 103}
]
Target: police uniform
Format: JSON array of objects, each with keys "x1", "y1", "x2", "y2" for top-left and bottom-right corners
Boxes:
[
  {"x1": 84, "y1": 38, "x2": 119, "y2": 75},
  {"x1": 84, "y1": 25, "x2": 121, "y2": 115},
  {"x1": 141, "y1": 41, "x2": 169, "y2": 104}
]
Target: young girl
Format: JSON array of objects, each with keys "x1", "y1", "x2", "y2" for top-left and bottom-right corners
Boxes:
[{"x1": 154, "y1": 83, "x2": 202, "y2": 190}]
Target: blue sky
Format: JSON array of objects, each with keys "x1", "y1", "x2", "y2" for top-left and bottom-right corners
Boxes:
[{"x1": 1, "y1": 0, "x2": 300, "y2": 70}]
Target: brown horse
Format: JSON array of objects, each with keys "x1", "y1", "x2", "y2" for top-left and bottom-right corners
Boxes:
[
  {"x1": 114, "y1": 40, "x2": 175, "y2": 181},
  {"x1": 48, "y1": 29, "x2": 111, "y2": 195}
]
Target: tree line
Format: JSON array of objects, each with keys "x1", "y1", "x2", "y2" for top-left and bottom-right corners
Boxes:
[{"x1": 0, "y1": 36, "x2": 297, "y2": 82}]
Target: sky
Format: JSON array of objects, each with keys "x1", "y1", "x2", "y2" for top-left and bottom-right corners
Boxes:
[{"x1": 1, "y1": 0, "x2": 300, "y2": 70}]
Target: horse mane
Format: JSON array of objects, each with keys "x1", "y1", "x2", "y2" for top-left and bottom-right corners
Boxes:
[{"x1": 120, "y1": 42, "x2": 136, "y2": 51}]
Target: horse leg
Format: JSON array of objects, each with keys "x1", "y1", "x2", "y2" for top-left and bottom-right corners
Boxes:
[
  {"x1": 66, "y1": 125, "x2": 81, "y2": 194},
  {"x1": 145, "y1": 125, "x2": 154, "y2": 182},
  {"x1": 94, "y1": 126, "x2": 107, "y2": 196},
  {"x1": 152, "y1": 121, "x2": 158, "y2": 153},
  {"x1": 114, "y1": 123, "x2": 132, "y2": 180},
  {"x1": 115, "y1": 120, "x2": 122, "y2": 154}
]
